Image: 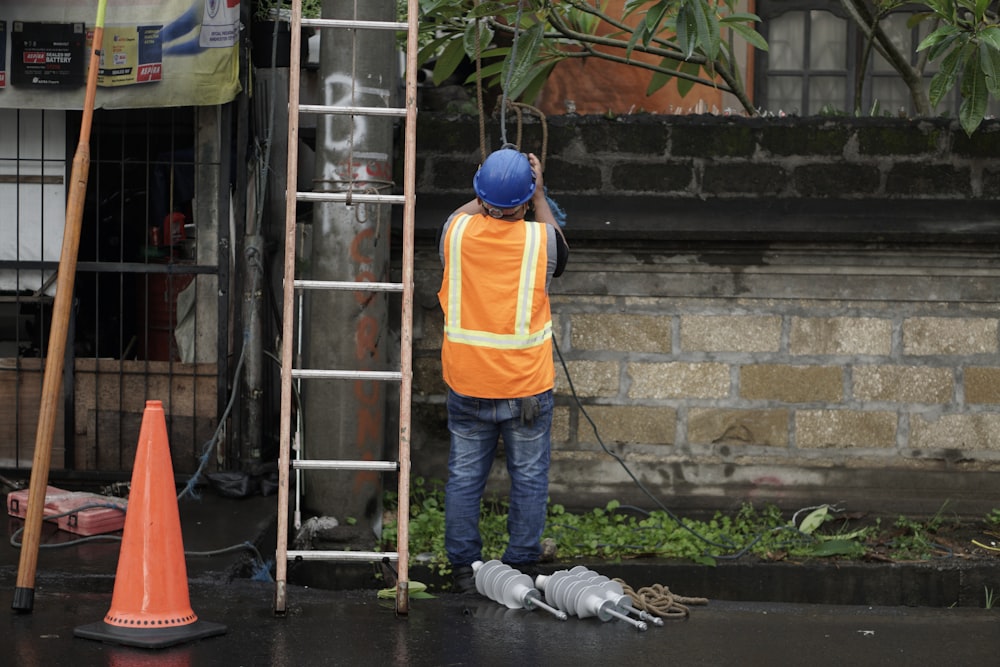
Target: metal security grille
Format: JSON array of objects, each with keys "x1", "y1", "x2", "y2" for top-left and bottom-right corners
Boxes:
[{"x1": 0, "y1": 107, "x2": 229, "y2": 476}]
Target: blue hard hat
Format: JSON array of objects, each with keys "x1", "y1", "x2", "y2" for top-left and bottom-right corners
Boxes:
[{"x1": 473, "y1": 149, "x2": 536, "y2": 209}]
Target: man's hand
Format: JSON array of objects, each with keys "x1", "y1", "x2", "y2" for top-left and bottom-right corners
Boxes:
[{"x1": 527, "y1": 153, "x2": 545, "y2": 198}]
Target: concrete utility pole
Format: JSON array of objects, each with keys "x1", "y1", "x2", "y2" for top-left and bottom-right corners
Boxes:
[{"x1": 303, "y1": 0, "x2": 397, "y2": 538}]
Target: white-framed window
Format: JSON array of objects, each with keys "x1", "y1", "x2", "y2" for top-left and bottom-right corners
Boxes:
[{"x1": 755, "y1": 0, "x2": 999, "y2": 117}]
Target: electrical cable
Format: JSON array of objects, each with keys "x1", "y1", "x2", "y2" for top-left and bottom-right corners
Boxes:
[
  {"x1": 552, "y1": 336, "x2": 823, "y2": 559},
  {"x1": 6, "y1": 502, "x2": 271, "y2": 577},
  {"x1": 476, "y1": 0, "x2": 759, "y2": 559},
  {"x1": 553, "y1": 336, "x2": 740, "y2": 554},
  {"x1": 554, "y1": 341, "x2": 962, "y2": 561},
  {"x1": 178, "y1": 339, "x2": 247, "y2": 500},
  {"x1": 3, "y1": 342, "x2": 264, "y2": 573}
]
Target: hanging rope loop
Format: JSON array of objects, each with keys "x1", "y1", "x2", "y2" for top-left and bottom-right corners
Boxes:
[{"x1": 472, "y1": 0, "x2": 566, "y2": 226}]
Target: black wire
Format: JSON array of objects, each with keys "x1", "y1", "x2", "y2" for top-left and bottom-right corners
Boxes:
[
  {"x1": 553, "y1": 336, "x2": 765, "y2": 557},
  {"x1": 8, "y1": 502, "x2": 272, "y2": 575}
]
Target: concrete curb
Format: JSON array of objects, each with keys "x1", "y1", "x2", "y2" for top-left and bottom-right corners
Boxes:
[{"x1": 399, "y1": 558, "x2": 1000, "y2": 609}]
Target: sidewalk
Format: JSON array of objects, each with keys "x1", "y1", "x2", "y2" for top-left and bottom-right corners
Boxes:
[
  {"x1": 5, "y1": 574, "x2": 999, "y2": 666},
  {"x1": 2, "y1": 490, "x2": 999, "y2": 666}
]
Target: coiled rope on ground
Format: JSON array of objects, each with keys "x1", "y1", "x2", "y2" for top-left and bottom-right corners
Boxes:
[{"x1": 613, "y1": 578, "x2": 709, "y2": 620}]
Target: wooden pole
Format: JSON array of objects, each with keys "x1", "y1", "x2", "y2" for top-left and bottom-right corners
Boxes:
[
  {"x1": 394, "y1": 0, "x2": 420, "y2": 617},
  {"x1": 12, "y1": 0, "x2": 108, "y2": 613}
]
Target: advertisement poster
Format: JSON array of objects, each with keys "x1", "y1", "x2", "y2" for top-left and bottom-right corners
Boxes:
[
  {"x1": 97, "y1": 25, "x2": 164, "y2": 86},
  {"x1": 11, "y1": 21, "x2": 86, "y2": 88},
  {"x1": 0, "y1": 0, "x2": 240, "y2": 109}
]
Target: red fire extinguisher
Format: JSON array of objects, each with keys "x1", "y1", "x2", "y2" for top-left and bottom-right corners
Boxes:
[{"x1": 163, "y1": 212, "x2": 187, "y2": 246}]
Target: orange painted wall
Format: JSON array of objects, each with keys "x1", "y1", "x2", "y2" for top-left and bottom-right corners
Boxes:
[{"x1": 532, "y1": 0, "x2": 753, "y2": 116}]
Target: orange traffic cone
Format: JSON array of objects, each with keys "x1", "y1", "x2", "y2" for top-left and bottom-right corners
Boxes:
[{"x1": 75, "y1": 400, "x2": 226, "y2": 648}]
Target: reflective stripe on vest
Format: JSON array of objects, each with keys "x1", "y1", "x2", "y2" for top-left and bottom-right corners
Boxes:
[{"x1": 443, "y1": 213, "x2": 552, "y2": 350}]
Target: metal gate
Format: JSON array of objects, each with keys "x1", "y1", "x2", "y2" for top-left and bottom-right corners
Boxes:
[{"x1": 0, "y1": 106, "x2": 230, "y2": 477}]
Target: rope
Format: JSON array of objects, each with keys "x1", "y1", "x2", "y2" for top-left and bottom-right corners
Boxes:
[
  {"x1": 472, "y1": 2, "x2": 566, "y2": 226},
  {"x1": 475, "y1": 0, "x2": 529, "y2": 159},
  {"x1": 506, "y1": 100, "x2": 548, "y2": 170},
  {"x1": 613, "y1": 578, "x2": 709, "y2": 620}
]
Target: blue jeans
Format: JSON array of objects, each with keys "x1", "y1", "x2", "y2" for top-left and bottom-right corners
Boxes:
[{"x1": 444, "y1": 388, "x2": 553, "y2": 567}]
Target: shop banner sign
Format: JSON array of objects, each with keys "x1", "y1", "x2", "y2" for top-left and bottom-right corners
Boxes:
[{"x1": 0, "y1": 0, "x2": 241, "y2": 109}]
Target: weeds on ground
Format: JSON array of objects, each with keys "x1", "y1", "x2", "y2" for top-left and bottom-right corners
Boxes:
[{"x1": 381, "y1": 478, "x2": 987, "y2": 576}]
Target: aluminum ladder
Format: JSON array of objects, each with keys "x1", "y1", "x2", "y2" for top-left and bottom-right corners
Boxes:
[{"x1": 274, "y1": 0, "x2": 418, "y2": 615}]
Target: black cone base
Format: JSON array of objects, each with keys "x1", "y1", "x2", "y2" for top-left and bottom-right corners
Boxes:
[{"x1": 74, "y1": 619, "x2": 227, "y2": 649}]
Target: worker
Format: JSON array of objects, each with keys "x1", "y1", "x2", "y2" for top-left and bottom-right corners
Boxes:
[{"x1": 437, "y1": 148, "x2": 569, "y2": 594}]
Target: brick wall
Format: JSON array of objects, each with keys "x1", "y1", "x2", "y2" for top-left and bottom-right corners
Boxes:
[
  {"x1": 416, "y1": 114, "x2": 1000, "y2": 203},
  {"x1": 403, "y1": 114, "x2": 1000, "y2": 515}
]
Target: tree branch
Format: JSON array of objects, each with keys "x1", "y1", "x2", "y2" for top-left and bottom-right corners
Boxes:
[
  {"x1": 523, "y1": 6, "x2": 756, "y2": 114},
  {"x1": 838, "y1": 0, "x2": 932, "y2": 115}
]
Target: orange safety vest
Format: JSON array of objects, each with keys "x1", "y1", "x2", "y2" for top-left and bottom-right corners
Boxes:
[{"x1": 438, "y1": 212, "x2": 554, "y2": 398}]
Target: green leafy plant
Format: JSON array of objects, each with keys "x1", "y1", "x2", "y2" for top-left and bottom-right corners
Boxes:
[
  {"x1": 986, "y1": 586, "x2": 996, "y2": 610},
  {"x1": 407, "y1": 0, "x2": 764, "y2": 115},
  {"x1": 915, "y1": 0, "x2": 1000, "y2": 135},
  {"x1": 408, "y1": 1, "x2": 1000, "y2": 133},
  {"x1": 254, "y1": 0, "x2": 322, "y2": 22},
  {"x1": 382, "y1": 480, "x2": 914, "y2": 575},
  {"x1": 887, "y1": 502, "x2": 955, "y2": 560}
]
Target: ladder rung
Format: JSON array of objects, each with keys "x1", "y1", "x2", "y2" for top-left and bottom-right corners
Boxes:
[
  {"x1": 293, "y1": 459, "x2": 399, "y2": 471},
  {"x1": 287, "y1": 550, "x2": 400, "y2": 563},
  {"x1": 292, "y1": 369, "x2": 403, "y2": 381},
  {"x1": 297, "y1": 192, "x2": 406, "y2": 205},
  {"x1": 299, "y1": 104, "x2": 406, "y2": 117},
  {"x1": 294, "y1": 279, "x2": 403, "y2": 292},
  {"x1": 301, "y1": 18, "x2": 408, "y2": 31}
]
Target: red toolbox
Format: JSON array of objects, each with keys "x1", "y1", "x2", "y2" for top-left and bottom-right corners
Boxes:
[{"x1": 6, "y1": 486, "x2": 127, "y2": 536}]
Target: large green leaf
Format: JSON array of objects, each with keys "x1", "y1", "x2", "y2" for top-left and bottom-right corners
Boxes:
[
  {"x1": 463, "y1": 20, "x2": 494, "y2": 60},
  {"x1": 468, "y1": 1, "x2": 512, "y2": 19},
  {"x1": 956, "y1": 0, "x2": 979, "y2": 20},
  {"x1": 623, "y1": 0, "x2": 656, "y2": 17},
  {"x1": 719, "y1": 11, "x2": 762, "y2": 23},
  {"x1": 797, "y1": 506, "x2": 829, "y2": 535},
  {"x1": 919, "y1": 0, "x2": 952, "y2": 17},
  {"x1": 927, "y1": 32, "x2": 964, "y2": 64},
  {"x1": 625, "y1": 13, "x2": 649, "y2": 59},
  {"x1": 675, "y1": 60, "x2": 703, "y2": 97},
  {"x1": 689, "y1": 0, "x2": 721, "y2": 60},
  {"x1": 725, "y1": 19, "x2": 768, "y2": 52},
  {"x1": 503, "y1": 22, "x2": 545, "y2": 100},
  {"x1": 916, "y1": 24, "x2": 960, "y2": 54},
  {"x1": 675, "y1": 4, "x2": 698, "y2": 60},
  {"x1": 464, "y1": 57, "x2": 508, "y2": 85},
  {"x1": 807, "y1": 539, "x2": 865, "y2": 558},
  {"x1": 432, "y1": 38, "x2": 468, "y2": 86},
  {"x1": 980, "y1": 26, "x2": 1000, "y2": 52},
  {"x1": 979, "y1": 40, "x2": 1000, "y2": 97},
  {"x1": 644, "y1": 0, "x2": 670, "y2": 44},
  {"x1": 974, "y1": 0, "x2": 990, "y2": 23},
  {"x1": 417, "y1": 35, "x2": 452, "y2": 69},
  {"x1": 959, "y1": 54, "x2": 988, "y2": 135},
  {"x1": 419, "y1": 0, "x2": 459, "y2": 15},
  {"x1": 928, "y1": 39, "x2": 970, "y2": 107},
  {"x1": 646, "y1": 57, "x2": 677, "y2": 95},
  {"x1": 518, "y1": 61, "x2": 558, "y2": 105}
]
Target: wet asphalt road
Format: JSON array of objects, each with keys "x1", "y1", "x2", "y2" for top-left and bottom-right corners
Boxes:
[
  {"x1": 4, "y1": 577, "x2": 1000, "y2": 667},
  {"x1": 2, "y1": 491, "x2": 999, "y2": 666}
]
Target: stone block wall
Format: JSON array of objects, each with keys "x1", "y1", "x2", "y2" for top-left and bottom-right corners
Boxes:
[
  {"x1": 415, "y1": 114, "x2": 1000, "y2": 203},
  {"x1": 404, "y1": 113, "x2": 1000, "y2": 515}
]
